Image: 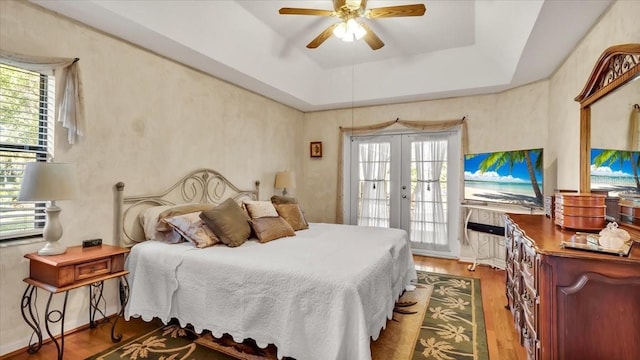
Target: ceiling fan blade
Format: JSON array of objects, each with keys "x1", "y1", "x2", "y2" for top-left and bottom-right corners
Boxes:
[
  {"x1": 333, "y1": 0, "x2": 346, "y2": 11},
  {"x1": 307, "y1": 23, "x2": 339, "y2": 49},
  {"x1": 366, "y1": 4, "x2": 426, "y2": 19},
  {"x1": 359, "y1": 22, "x2": 384, "y2": 50},
  {"x1": 279, "y1": 8, "x2": 335, "y2": 17}
]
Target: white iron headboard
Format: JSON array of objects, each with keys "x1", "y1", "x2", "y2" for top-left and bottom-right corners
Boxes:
[{"x1": 115, "y1": 168, "x2": 260, "y2": 246}]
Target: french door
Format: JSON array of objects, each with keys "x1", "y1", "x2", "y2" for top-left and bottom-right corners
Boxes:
[{"x1": 347, "y1": 131, "x2": 461, "y2": 258}]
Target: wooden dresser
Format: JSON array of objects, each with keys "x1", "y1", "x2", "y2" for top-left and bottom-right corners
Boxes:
[{"x1": 504, "y1": 214, "x2": 640, "y2": 360}]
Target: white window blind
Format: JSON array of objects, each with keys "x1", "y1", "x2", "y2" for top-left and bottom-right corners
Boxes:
[{"x1": 0, "y1": 63, "x2": 55, "y2": 240}]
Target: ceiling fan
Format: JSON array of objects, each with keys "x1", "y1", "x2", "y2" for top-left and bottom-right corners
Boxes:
[{"x1": 279, "y1": 0, "x2": 426, "y2": 50}]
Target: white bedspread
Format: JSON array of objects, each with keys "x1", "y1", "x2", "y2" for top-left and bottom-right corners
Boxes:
[{"x1": 125, "y1": 223, "x2": 417, "y2": 360}]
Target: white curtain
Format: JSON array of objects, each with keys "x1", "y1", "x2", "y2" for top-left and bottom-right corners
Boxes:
[
  {"x1": 0, "y1": 50, "x2": 85, "y2": 144},
  {"x1": 412, "y1": 137, "x2": 448, "y2": 248},
  {"x1": 358, "y1": 143, "x2": 390, "y2": 227}
]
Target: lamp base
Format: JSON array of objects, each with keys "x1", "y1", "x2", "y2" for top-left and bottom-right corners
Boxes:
[
  {"x1": 38, "y1": 241, "x2": 66, "y2": 256},
  {"x1": 38, "y1": 204, "x2": 66, "y2": 256}
]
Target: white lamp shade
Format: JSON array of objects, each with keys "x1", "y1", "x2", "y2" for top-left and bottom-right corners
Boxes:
[
  {"x1": 274, "y1": 171, "x2": 295, "y2": 189},
  {"x1": 18, "y1": 162, "x2": 78, "y2": 201}
]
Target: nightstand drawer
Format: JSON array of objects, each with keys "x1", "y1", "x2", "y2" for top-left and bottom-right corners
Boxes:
[
  {"x1": 75, "y1": 258, "x2": 111, "y2": 280},
  {"x1": 25, "y1": 245, "x2": 129, "y2": 290}
]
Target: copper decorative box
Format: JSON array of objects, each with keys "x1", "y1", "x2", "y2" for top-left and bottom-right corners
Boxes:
[
  {"x1": 620, "y1": 204, "x2": 640, "y2": 226},
  {"x1": 619, "y1": 194, "x2": 640, "y2": 226},
  {"x1": 554, "y1": 193, "x2": 606, "y2": 231}
]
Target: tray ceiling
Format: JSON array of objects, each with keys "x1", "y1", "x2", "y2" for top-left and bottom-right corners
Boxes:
[{"x1": 30, "y1": 0, "x2": 613, "y2": 112}]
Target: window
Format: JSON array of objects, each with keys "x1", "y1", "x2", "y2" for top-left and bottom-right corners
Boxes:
[{"x1": 0, "y1": 63, "x2": 55, "y2": 241}]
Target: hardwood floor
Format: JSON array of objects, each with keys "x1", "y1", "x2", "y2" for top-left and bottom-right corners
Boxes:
[{"x1": 2, "y1": 256, "x2": 525, "y2": 360}]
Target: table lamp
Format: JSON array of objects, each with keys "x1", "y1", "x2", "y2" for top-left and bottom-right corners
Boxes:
[
  {"x1": 18, "y1": 162, "x2": 77, "y2": 255},
  {"x1": 274, "y1": 171, "x2": 295, "y2": 196}
]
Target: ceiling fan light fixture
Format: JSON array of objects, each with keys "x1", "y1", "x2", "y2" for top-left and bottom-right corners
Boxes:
[
  {"x1": 333, "y1": 19, "x2": 367, "y2": 42},
  {"x1": 281, "y1": 0, "x2": 426, "y2": 50},
  {"x1": 333, "y1": 21, "x2": 348, "y2": 39},
  {"x1": 348, "y1": 19, "x2": 367, "y2": 40},
  {"x1": 345, "y1": 0, "x2": 362, "y2": 10}
]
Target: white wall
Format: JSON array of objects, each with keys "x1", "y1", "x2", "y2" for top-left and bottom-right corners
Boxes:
[
  {"x1": 549, "y1": 0, "x2": 640, "y2": 190},
  {"x1": 0, "y1": 0, "x2": 303, "y2": 354}
]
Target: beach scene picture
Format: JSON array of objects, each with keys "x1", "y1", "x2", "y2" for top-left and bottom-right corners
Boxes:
[
  {"x1": 590, "y1": 148, "x2": 640, "y2": 196},
  {"x1": 464, "y1": 148, "x2": 543, "y2": 207}
]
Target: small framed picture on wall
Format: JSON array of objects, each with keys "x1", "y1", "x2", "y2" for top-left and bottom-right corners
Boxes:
[{"x1": 310, "y1": 141, "x2": 322, "y2": 158}]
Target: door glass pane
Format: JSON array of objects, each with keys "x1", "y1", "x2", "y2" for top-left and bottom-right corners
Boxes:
[
  {"x1": 357, "y1": 142, "x2": 390, "y2": 227},
  {"x1": 409, "y1": 138, "x2": 449, "y2": 249}
]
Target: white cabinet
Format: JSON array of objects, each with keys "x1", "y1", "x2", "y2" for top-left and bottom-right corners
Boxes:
[{"x1": 462, "y1": 206, "x2": 506, "y2": 270}]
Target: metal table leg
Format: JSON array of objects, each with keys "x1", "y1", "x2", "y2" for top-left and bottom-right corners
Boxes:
[
  {"x1": 20, "y1": 285, "x2": 42, "y2": 354},
  {"x1": 112, "y1": 275, "x2": 130, "y2": 342},
  {"x1": 89, "y1": 281, "x2": 105, "y2": 328},
  {"x1": 44, "y1": 291, "x2": 68, "y2": 360}
]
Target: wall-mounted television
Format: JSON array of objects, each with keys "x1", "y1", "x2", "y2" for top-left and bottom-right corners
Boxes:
[
  {"x1": 590, "y1": 148, "x2": 640, "y2": 197},
  {"x1": 464, "y1": 148, "x2": 543, "y2": 208}
]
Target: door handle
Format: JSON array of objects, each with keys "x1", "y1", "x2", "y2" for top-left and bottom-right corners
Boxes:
[{"x1": 402, "y1": 194, "x2": 407, "y2": 199}]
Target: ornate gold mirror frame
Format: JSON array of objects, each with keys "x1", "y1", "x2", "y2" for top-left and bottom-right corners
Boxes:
[{"x1": 575, "y1": 43, "x2": 640, "y2": 193}]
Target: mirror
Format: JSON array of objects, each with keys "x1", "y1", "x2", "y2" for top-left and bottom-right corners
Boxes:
[
  {"x1": 591, "y1": 80, "x2": 639, "y2": 151},
  {"x1": 575, "y1": 44, "x2": 640, "y2": 193}
]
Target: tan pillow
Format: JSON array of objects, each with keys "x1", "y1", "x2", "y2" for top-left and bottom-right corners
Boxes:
[
  {"x1": 250, "y1": 217, "x2": 296, "y2": 243},
  {"x1": 155, "y1": 203, "x2": 215, "y2": 231},
  {"x1": 163, "y1": 212, "x2": 219, "y2": 248},
  {"x1": 139, "y1": 205, "x2": 186, "y2": 243},
  {"x1": 270, "y1": 195, "x2": 298, "y2": 205},
  {"x1": 199, "y1": 198, "x2": 251, "y2": 247},
  {"x1": 244, "y1": 200, "x2": 279, "y2": 219},
  {"x1": 274, "y1": 203, "x2": 309, "y2": 231}
]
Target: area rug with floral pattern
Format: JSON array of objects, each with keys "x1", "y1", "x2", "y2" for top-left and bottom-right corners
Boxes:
[
  {"x1": 86, "y1": 271, "x2": 487, "y2": 360},
  {"x1": 413, "y1": 271, "x2": 489, "y2": 360}
]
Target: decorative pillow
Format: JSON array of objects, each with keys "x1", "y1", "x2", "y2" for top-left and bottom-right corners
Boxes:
[
  {"x1": 163, "y1": 212, "x2": 219, "y2": 248},
  {"x1": 139, "y1": 205, "x2": 184, "y2": 243},
  {"x1": 244, "y1": 200, "x2": 279, "y2": 219},
  {"x1": 199, "y1": 198, "x2": 251, "y2": 247},
  {"x1": 155, "y1": 203, "x2": 215, "y2": 232},
  {"x1": 274, "y1": 203, "x2": 309, "y2": 231},
  {"x1": 250, "y1": 217, "x2": 296, "y2": 243},
  {"x1": 270, "y1": 195, "x2": 298, "y2": 205}
]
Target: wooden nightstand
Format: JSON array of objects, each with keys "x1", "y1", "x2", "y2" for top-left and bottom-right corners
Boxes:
[{"x1": 21, "y1": 244, "x2": 130, "y2": 360}]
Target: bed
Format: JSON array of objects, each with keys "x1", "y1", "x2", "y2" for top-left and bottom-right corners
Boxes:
[{"x1": 116, "y1": 169, "x2": 417, "y2": 360}]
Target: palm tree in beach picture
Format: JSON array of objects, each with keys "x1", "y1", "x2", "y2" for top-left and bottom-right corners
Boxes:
[
  {"x1": 593, "y1": 150, "x2": 640, "y2": 190},
  {"x1": 467, "y1": 149, "x2": 544, "y2": 203}
]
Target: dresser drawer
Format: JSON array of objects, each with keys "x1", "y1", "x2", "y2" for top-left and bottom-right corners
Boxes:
[
  {"x1": 513, "y1": 231, "x2": 523, "y2": 262},
  {"x1": 520, "y1": 239, "x2": 537, "y2": 290},
  {"x1": 521, "y1": 281, "x2": 538, "y2": 336},
  {"x1": 75, "y1": 258, "x2": 112, "y2": 281}
]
